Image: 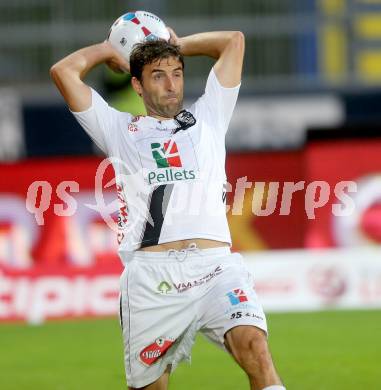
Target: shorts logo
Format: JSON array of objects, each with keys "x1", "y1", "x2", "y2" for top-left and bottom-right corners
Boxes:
[
  {"x1": 139, "y1": 337, "x2": 175, "y2": 366},
  {"x1": 151, "y1": 139, "x2": 182, "y2": 168},
  {"x1": 157, "y1": 281, "x2": 172, "y2": 294},
  {"x1": 155, "y1": 266, "x2": 223, "y2": 294},
  {"x1": 173, "y1": 265, "x2": 223, "y2": 293},
  {"x1": 226, "y1": 289, "x2": 248, "y2": 306}
]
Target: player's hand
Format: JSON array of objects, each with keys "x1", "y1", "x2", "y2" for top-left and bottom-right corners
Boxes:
[
  {"x1": 167, "y1": 27, "x2": 179, "y2": 46},
  {"x1": 103, "y1": 41, "x2": 130, "y2": 74}
]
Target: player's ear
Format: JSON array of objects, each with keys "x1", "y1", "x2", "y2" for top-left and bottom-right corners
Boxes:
[{"x1": 131, "y1": 76, "x2": 143, "y2": 97}]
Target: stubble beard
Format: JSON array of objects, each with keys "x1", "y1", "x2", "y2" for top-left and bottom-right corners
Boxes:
[
  {"x1": 152, "y1": 97, "x2": 183, "y2": 119},
  {"x1": 159, "y1": 100, "x2": 183, "y2": 118}
]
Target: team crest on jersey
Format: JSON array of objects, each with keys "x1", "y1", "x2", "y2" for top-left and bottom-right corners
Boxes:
[{"x1": 128, "y1": 123, "x2": 138, "y2": 132}]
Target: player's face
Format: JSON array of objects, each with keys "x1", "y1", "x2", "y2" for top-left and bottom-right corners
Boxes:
[{"x1": 138, "y1": 56, "x2": 184, "y2": 119}]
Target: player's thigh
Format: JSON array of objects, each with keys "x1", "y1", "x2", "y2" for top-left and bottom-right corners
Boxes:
[
  {"x1": 224, "y1": 325, "x2": 282, "y2": 390},
  {"x1": 224, "y1": 324, "x2": 269, "y2": 361},
  {"x1": 128, "y1": 366, "x2": 170, "y2": 390},
  {"x1": 199, "y1": 252, "x2": 267, "y2": 348},
  {"x1": 120, "y1": 259, "x2": 197, "y2": 389}
]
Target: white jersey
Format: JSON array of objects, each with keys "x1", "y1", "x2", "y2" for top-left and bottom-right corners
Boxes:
[{"x1": 72, "y1": 68, "x2": 240, "y2": 259}]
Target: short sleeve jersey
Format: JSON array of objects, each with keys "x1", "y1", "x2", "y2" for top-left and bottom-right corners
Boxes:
[{"x1": 72, "y1": 68, "x2": 240, "y2": 259}]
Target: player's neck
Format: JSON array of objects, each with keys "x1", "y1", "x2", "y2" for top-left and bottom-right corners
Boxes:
[
  {"x1": 146, "y1": 107, "x2": 183, "y2": 122},
  {"x1": 147, "y1": 112, "x2": 173, "y2": 121}
]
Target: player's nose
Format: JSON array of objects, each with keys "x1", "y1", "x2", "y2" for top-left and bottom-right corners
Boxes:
[{"x1": 165, "y1": 76, "x2": 176, "y2": 91}]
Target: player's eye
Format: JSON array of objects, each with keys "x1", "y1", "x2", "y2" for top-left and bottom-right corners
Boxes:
[{"x1": 153, "y1": 74, "x2": 163, "y2": 80}]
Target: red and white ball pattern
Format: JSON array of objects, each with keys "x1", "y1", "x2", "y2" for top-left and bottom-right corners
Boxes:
[{"x1": 107, "y1": 11, "x2": 170, "y2": 62}]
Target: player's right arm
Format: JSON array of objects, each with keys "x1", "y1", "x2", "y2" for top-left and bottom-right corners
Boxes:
[{"x1": 50, "y1": 42, "x2": 129, "y2": 112}]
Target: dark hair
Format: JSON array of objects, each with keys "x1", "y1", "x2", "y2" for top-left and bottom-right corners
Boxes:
[{"x1": 129, "y1": 40, "x2": 184, "y2": 81}]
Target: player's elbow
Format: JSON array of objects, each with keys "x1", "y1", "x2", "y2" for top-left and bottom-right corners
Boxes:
[
  {"x1": 50, "y1": 62, "x2": 76, "y2": 86},
  {"x1": 50, "y1": 63, "x2": 65, "y2": 83},
  {"x1": 223, "y1": 31, "x2": 245, "y2": 59},
  {"x1": 232, "y1": 31, "x2": 245, "y2": 43},
  {"x1": 50, "y1": 64, "x2": 58, "y2": 79},
  {"x1": 231, "y1": 31, "x2": 245, "y2": 54}
]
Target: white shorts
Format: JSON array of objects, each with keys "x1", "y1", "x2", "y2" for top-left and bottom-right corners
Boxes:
[{"x1": 119, "y1": 246, "x2": 267, "y2": 388}]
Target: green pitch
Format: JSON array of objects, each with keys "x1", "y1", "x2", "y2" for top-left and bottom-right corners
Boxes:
[{"x1": 1, "y1": 310, "x2": 380, "y2": 389}]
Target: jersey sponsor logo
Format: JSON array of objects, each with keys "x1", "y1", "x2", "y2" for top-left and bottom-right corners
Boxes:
[
  {"x1": 148, "y1": 168, "x2": 196, "y2": 185},
  {"x1": 151, "y1": 139, "x2": 182, "y2": 168},
  {"x1": 139, "y1": 337, "x2": 175, "y2": 366},
  {"x1": 136, "y1": 135, "x2": 199, "y2": 185},
  {"x1": 226, "y1": 289, "x2": 248, "y2": 305},
  {"x1": 148, "y1": 139, "x2": 197, "y2": 185}
]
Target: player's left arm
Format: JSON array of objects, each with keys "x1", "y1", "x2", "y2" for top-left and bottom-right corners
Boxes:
[{"x1": 169, "y1": 29, "x2": 245, "y2": 87}]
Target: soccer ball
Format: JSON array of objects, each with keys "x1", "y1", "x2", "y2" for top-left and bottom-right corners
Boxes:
[{"x1": 107, "y1": 11, "x2": 170, "y2": 62}]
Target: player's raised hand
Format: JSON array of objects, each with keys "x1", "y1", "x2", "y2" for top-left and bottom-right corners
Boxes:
[
  {"x1": 167, "y1": 27, "x2": 179, "y2": 46},
  {"x1": 104, "y1": 41, "x2": 130, "y2": 73}
]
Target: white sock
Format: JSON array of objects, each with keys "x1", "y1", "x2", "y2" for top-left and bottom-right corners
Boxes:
[{"x1": 262, "y1": 386, "x2": 286, "y2": 390}]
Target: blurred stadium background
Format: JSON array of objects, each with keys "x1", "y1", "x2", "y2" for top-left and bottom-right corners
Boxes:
[{"x1": 1, "y1": 0, "x2": 381, "y2": 389}]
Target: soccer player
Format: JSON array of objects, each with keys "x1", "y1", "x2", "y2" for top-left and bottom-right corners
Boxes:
[{"x1": 50, "y1": 26, "x2": 285, "y2": 390}]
